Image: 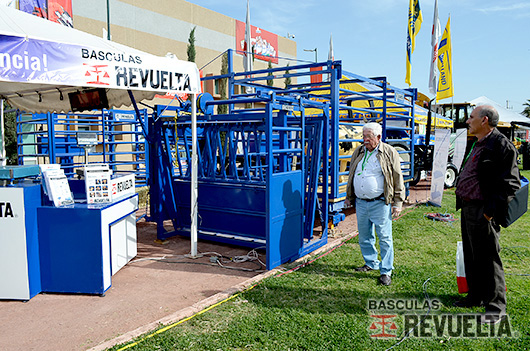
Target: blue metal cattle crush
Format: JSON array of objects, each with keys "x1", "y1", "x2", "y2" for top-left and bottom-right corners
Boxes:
[
  {"x1": 201, "y1": 50, "x2": 416, "y2": 226},
  {"x1": 148, "y1": 53, "x2": 416, "y2": 269},
  {"x1": 16, "y1": 109, "x2": 149, "y2": 184},
  {"x1": 148, "y1": 91, "x2": 329, "y2": 270}
]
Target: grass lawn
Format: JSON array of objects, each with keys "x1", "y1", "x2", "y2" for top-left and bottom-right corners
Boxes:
[{"x1": 110, "y1": 171, "x2": 530, "y2": 351}]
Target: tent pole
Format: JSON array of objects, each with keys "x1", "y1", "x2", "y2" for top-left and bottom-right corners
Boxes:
[
  {"x1": 1, "y1": 99, "x2": 6, "y2": 166},
  {"x1": 190, "y1": 93, "x2": 198, "y2": 257}
]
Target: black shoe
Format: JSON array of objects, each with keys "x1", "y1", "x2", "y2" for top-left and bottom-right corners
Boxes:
[
  {"x1": 379, "y1": 274, "x2": 391, "y2": 286},
  {"x1": 480, "y1": 313, "x2": 506, "y2": 325},
  {"x1": 453, "y1": 298, "x2": 482, "y2": 308},
  {"x1": 355, "y1": 264, "x2": 374, "y2": 272}
]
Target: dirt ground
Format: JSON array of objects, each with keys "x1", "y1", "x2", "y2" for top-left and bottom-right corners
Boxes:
[{"x1": 0, "y1": 179, "x2": 431, "y2": 351}]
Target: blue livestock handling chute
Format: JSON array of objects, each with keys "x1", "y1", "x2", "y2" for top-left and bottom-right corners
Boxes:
[
  {"x1": 200, "y1": 50, "x2": 417, "y2": 228},
  {"x1": 147, "y1": 90, "x2": 330, "y2": 270},
  {"x1": 147, "y1": 51, "x2": 417, "y2": 269}
]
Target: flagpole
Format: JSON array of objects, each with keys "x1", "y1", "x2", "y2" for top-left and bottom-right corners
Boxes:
[{"x1": 429, "y1": 0, "x2": 440, "y2": 98}]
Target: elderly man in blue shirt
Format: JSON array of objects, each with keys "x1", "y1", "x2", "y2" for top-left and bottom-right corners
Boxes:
[{"x1": 346, "y1": 122, "x2": 405, "y2": 286}]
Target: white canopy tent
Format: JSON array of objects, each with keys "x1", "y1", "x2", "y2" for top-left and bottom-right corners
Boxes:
[
  {"x1": 469, "y1": 96, "x2": 530, "y2": 124},
  {"x1": 0, "y1": 7, "x2": 202, "y2": 255}
]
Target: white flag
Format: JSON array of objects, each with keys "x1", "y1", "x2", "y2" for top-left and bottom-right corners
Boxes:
[
  {"x1": 328, "y1": 33, "x2": 334, "y2": 61},
  {"x1": 328, "y1": 33, "x2": 334, "y2": 81},
  {"x1": 243, "y1": 0, "x2": 252, "y2": 72},
  {"x1": 429, "y1": 0, "x2": 441, "y2": 96}
]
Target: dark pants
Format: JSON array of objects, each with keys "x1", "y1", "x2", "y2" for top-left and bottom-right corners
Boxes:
[{"x1": 460, "y1": 201, "x2": 506, "y2": 313}]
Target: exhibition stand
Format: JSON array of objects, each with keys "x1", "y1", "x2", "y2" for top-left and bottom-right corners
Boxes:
[
  {"x1": 0, "y1": 165, "x2": 138, "y2": 299},
  {"x1": 0, "y1": 7, "x2": 201, "y2": 300}
]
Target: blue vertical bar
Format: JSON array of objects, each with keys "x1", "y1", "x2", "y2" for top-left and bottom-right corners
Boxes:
[
  {"x1": 16, "y1": 111, "x2": 22, "y2": 165},
  {"x1": 101, "y1": 110, "x2": 107, "y2": 165},
  {"x1": 381, "y1": 78, "x2": 387, "y2": 142},
  {"x1": 329, "y1": 62, "x2": 340, "y2": 200},
  {"x1": 47, "y1": 112, "x2": 56, "y2": 164},
  {"x1": 142, "y1": 110, "x2": 150, "y2": 184},
  {"x1": 301, "y1": 102, "x2": 305, "y2": 225},
  {"x1": 106, "y1": 110, "x2": 115, "y2": 170},
  {"x1": 322, "y1": 103, "x2": 329, "y2": 239},
  {"x1": 265, "y1": 102, "x2": 273, "y2": 269}
]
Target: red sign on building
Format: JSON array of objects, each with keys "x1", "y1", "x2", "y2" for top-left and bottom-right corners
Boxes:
[{"x1": 235, "y1": 20, "x2": 278, "y2": 64}]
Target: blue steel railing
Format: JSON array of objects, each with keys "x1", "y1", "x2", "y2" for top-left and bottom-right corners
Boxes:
[
  {"x1": 148, "y1": 91, "x2": 330, "y2": 269},
  {"x1": 201, "y1": 52, "x2": 416, "y2": 226},
  {"x1": 16, "y1": 109, "x2": 149, "y2": 185}
]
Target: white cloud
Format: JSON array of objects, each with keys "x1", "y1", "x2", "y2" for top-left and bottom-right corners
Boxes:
[{"x1": 476, "y1": 2, "x2": 530, "y2": 13}]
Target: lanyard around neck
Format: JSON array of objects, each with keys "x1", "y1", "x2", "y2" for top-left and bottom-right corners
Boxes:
[
  {"x1": 362, "y1": 148, "x2": 376, "y2": 171},
  {"x1": 463, "y1": 141, "x2": 477, "y2": 166}
]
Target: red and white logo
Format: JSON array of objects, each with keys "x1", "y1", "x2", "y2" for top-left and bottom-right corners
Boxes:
[
  {"x1": 370, "y1": 314, "x2": 398, "y2": 338},
  {"x1": 84, "y1": 64, "x2": 110, "y2": 85}
]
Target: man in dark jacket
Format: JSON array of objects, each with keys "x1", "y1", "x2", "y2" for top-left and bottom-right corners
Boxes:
[{"x1": 454, "y1": 105, "x2": 520, "y2": 325}]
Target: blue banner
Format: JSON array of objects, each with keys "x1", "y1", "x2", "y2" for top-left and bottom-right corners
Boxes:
[{"x1": 0, "y1": 34, "x2": 198, "y2": 93}]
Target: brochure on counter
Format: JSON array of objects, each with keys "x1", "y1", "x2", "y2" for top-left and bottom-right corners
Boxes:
[
  {"x1": 40, "y1": 165, "x2": 74, "y2": 207},
  {"x1": 84, "y1": 164, "x2": 112, "y2": 204}
]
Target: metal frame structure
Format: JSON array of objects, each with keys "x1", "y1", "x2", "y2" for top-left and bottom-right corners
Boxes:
[
  {"x1": 10, "y1": 48, "x2": 418, "y2": 270},
  {"x1": 203, "y1": 50, "x2": 417, "y2": 226},
  {"x1": 147, "y1": 89, "x2": 330, "y2": 270},
  {"x1": 147, "y1": 51, "x2": 416, "y2": 269},
  {"x1": 16, "y1": 109, "x2": 149, "y2": 185}
]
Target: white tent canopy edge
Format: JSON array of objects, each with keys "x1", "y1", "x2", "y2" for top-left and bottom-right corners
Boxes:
[
  {"x1": 0, "y1": 6, "x2": 201, "y2": 256},
  {"x1": 0, "y1": 6, "x2": 201, "y2": 112}
]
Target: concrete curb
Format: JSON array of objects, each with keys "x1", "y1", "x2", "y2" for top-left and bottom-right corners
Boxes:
[{"x1": 88, "y1": 232, "x2": 357, "y2": 351}]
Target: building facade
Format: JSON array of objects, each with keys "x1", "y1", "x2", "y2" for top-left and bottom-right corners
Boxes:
[{"x1": 71, "y1": 0, "x2": 297, "y2": 96}]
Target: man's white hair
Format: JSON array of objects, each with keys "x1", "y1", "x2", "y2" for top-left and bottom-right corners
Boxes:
[{"x1": 363, "y1": 122, "x2": 382, "y2": 137}]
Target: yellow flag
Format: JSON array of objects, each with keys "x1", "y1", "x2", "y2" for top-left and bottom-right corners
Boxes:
[
  {"x1": 437, "y1": 16, "x2": 453, "y2": 100},
  {"x1": 406, "y1": 0, "x2": 423, "y2": 86}
]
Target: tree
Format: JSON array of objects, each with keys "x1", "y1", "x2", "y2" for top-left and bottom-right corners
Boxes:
[
  {"x1": 522, "y1": 99, "x2": 530, "y2": 118},
  {"x1": 266, "y1": 61, "x2": 274, "y2": 87},
  {"x1": 284, "y1": 63, "x2": 291, "y2": 88},
  {"x1": 217, "y1": 52, "x2": 229, "y2": 115},
  {"x1": 187, "y1": 26, "x2": 196, "y2": 63},
  {"x1": 2, "y1": 100, "x2": 17, "y2": 165}
]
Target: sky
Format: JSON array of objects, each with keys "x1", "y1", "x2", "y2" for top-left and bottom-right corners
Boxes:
[{"x1": 186, "y1": 0, "x2": 529, "y2": 114}]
